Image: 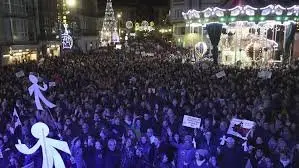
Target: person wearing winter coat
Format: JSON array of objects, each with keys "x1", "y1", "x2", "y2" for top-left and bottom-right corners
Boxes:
[
  {"x1": 103, "y1": 139, "x2": 121, "y2": 168},
  {"x1": 71, "y1": 137, "x2": 86, "y2": 168},
  {"x1": 188, "y1": 149, "x2": 210, "y2": 168}
]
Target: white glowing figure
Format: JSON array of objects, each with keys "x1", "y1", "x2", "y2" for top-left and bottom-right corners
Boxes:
[
  {"x1": 15, "y1": 122, "x2": 71, "y2": 168},
  {"x1": 28, "y1": 75, "x2": 56, "y2": 110},
  {"x1": 61, "y1": 24, "x2": 73, "y2": 49}
]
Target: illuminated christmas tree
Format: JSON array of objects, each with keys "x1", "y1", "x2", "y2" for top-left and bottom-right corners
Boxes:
[{"x1": 100, "y1": 0, "x2": 119, "y2": 45}]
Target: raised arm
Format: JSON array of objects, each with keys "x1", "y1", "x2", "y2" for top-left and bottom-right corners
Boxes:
[
  {"x1": 39, "y1": 83, "x2": 48, "y2": 91},
  {"x1": 15, "y1": 139, "x2": 41, "y2": 155}
]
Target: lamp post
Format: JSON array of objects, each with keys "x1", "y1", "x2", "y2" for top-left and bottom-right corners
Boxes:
[{"x1": 117, "y1": 13, "x2": 122, "y2": 40}]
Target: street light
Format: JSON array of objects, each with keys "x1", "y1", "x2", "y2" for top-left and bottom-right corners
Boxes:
[
  {"x1": 117, "y1": 13, "x2": 122, "y2": 19},
  {"x1": 117, "y1": 13, "x2": 122, "y2": 39},
  {"x1": 66, "y1": 0, "x2": 76, "y2": 7}
]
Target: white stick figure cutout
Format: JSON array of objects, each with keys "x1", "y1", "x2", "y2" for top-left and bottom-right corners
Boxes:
[
  {"x1": 28, "y1": 75, "x2": 56, "y2": 110},
  {"x1": 15, "y1": 122, "x2": 71, "y2": 168}
]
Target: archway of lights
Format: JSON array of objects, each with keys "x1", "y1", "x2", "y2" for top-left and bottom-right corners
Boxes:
[{"x1": 182, "y1": 4, "x2": 299, "y2": 67}]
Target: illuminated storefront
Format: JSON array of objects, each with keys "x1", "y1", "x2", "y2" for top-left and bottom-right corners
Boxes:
[
  {"x1": 46, "y1": 43, "x2": 61, "y2": 57},
  {"x1": 2, "y1": 45, "x2": 38, "y2": 64}
]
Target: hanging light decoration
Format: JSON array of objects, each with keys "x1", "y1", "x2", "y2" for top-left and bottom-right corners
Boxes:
[
  {"x1": 229, "y1": 5, "x2": 257, "y2": 17},
  {"x1": 260, "y1": 4, "x2": 285, "y2": 16},
  {"x1": 287, "y1": 5, "x2": 299, "y2": 16},
  {"x1": 202, "y1": 7, "x2": 225, "y2": 18},
  {"x1": 182, "y1": 10, "x2": 201, "y2": 20}
]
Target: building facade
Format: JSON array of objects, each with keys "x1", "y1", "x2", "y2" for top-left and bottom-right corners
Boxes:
[
  {"x1": 170, "y1": 0, "x2": 224, "y2": 47},
  {"x1": 70, "y1": 0, "x2": 101, "y2": 53},
  {"x1": 0, "y1": 0, "x2": 101, "y2": 65},
  {"x1": 38, "y1": 0, "x2": 60, "y2": 57},
  {"x1": 0, "y1": 0, "x2": 39, "y2": 64}
]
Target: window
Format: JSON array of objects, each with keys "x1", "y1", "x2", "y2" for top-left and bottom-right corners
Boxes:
[
  {"x1": 174, "y1": 9, "x2": 183, "y2": 19},
  {"x1": 9, "y1": 0, "x2": 27, "y2": 16},
  {"x1": 174, "y1": 26, "x2": 185, "y2": 35},
  {"x1": 12, "y1": 18, "x2": 29, "y2": 41}
]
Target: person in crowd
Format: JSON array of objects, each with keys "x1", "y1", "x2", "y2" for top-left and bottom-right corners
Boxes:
[
  {"x1": 120, "y1": 138, "x2": 135, "y2": 168},
  {"x1": 71, "y1": 137, "x2": 86, "y2": 168},
  {"x1": 218, "y1": 137, "x2": 246, "y2": 168},
  {"x1": 94, "y1": 141, "x2": 104, "y2": 168},
  {"x1": 104, "y1": 139, "x2": 121, "y2": 168},
  {"x1": 188, "y1": 149, "x2": 210, "y2": 168}
]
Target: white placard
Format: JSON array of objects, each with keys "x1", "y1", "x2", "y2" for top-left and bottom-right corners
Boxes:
[
  {"x1": 141, "y1": 51, "x2": 146, "y2": 56},
  {"x1": 227, "y1": 118, "x2": 255, "y2": 140},
  {"x1": 258, "y1": 71, "x2": 272, "y2": 79},
  {"x1": 49, "y1": 82, "x2": 56, "y2": 87},
  {"x1": 146, "y1": 53, "x2": 154, "y2": 57},
  {"x1": 16, "y1": 71, "x2": 25, "y2": 78},
  {"x1": 115, "y1": 44, "x2": 122, "y2": 50},
  {"x1": 182, "y1": 115, "x2": 201, "y2": 129},
  {"x1": 216, "y1": 70, "x2": 226, "y2": 78}
]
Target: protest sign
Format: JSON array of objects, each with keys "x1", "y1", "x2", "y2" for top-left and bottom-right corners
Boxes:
[
  {"x1": 15, "y1": 71, "x2": 25, "y2": 78},
  {"x1": 216, "y1": 70, "x2": 226, "y2": 78},
  {"x1": 258, "y1": 70, "x2": 272, "y2": 79},
  {"x1": 227, "y1": 118, "x2": 255, "y2": 140},
  {"x1": 49, "y1": 82, "x2": 56, "y2": 87},
  {"x1": 182, "y1": 115, "x2": 201, "y2": 129}
]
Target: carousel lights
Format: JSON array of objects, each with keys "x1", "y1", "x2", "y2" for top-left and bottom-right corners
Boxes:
[
  {"x1": 229, "y1": 5, "x2": 257, "y2": 17},
  {"x1": 182, "y1": 10, "x2": 200, "y2": 20},
  {"x1": 261, "y1": 4, "x2": 285, "y2": 16},
  {"x1": 202, "y1": 7, "x2": 225, "y2": 18},
  {"x1": 260, "y1": 17, "x2": 266, "y2": 21},
  {"x1": 249, "y1": 17, "x2": 255, "y2": 21},
  {"x1": 183, "y1": 4, "x2": 299, "y2": 26},
  {"x1": 287, "y1": 5, "x2": 299, "y2": 16}
]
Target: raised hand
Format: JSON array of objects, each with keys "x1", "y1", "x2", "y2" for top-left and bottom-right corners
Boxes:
[{"x1": 15, "y1": 139, "x2": 30, "y2": 153}]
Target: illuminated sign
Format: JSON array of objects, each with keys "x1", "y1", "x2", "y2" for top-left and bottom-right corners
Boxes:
[{"x1": 61, "y1": 24, "x2": 73, "y2": 49}]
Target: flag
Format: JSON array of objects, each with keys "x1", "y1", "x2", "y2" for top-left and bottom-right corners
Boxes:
[
  {"x1": 227, "y1": 118, "x2": 255, "y2": 140},
  {"x1": 22, "y1": 162, "x2": 34, "y2": 168},
  {"x1": 13, "y1": 108, "x2": 22, "y2": 128}
]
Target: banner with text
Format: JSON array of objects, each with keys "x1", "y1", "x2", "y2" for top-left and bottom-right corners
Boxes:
[{"x1": 182, "y1": 115, "x2": 201, "y2": 129}]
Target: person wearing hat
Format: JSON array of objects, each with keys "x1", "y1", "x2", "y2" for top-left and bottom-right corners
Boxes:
[
  {"x1": 168, "y1": 132, "x2": 196, "y2": 168},
  {"x1": 218, "y1": 137, "x2": 246, "y2": 168},
  {"x1": 188, "y1": 149, "x2": 210, "y2": 168}
]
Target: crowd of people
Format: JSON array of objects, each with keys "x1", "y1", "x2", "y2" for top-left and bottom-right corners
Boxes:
[{"x1": 0, "y1": 38, "x2": 298, "y2": 168}]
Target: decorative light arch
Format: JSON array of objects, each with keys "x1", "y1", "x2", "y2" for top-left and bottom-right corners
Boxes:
[{"x1": 182, "y1": 4, "x2": 299, "y2": 24}]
